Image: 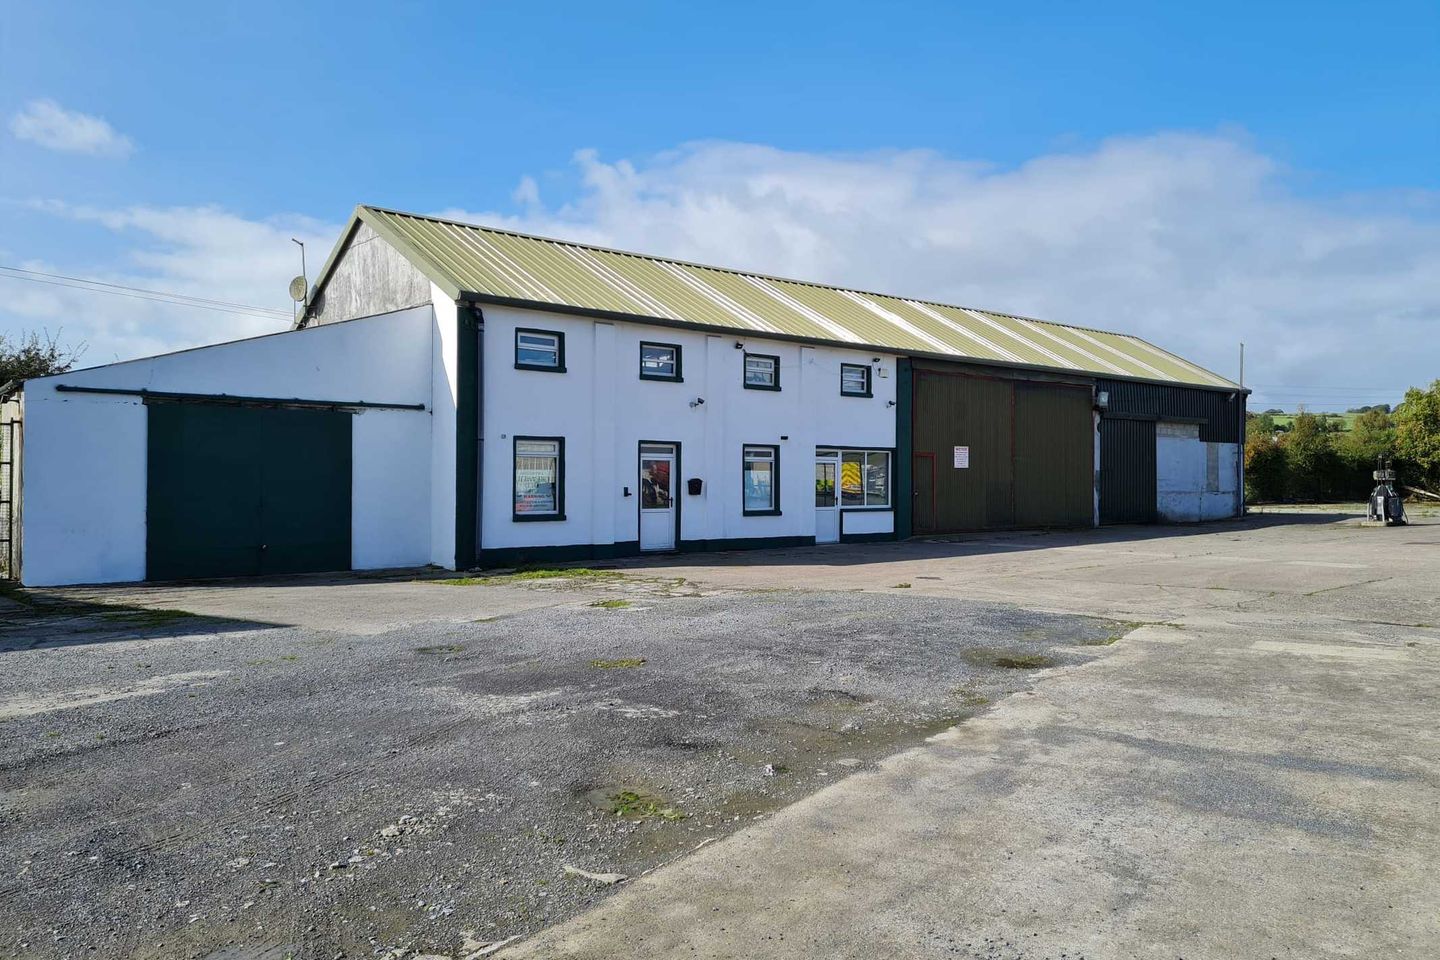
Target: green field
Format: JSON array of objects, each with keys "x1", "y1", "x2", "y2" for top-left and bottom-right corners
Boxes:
[{"x1": 1265, "y1": 412, "x2": 1356, "y2": 432}]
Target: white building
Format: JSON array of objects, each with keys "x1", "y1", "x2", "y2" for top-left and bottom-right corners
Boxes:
[{"x1": 3, "y1": 206, "x2": 1244, "y2": 586}]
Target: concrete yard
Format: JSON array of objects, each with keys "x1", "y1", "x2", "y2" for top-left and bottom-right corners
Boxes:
[{"x1": 2, "y1": 510, "x2": 1437, "y2": 958}]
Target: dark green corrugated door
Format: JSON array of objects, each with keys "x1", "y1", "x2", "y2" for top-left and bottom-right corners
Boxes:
[
  {"x1": 913, "y1": 369, "x2": 1014, "y2": 531},
  {"x1": 147, "y1": 404, "x2": 352, "y2": 580},
  {"x1": 1014, "y1": 383, "x2": 1094, "y2": 527},
  {"x1": 1099, "y1": 418, "x2": 1156, "y2": 524}
]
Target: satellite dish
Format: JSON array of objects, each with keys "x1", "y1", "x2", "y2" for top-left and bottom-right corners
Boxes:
[{"x1": 288, "y1": 276, "x2": 308, "y2": 302}]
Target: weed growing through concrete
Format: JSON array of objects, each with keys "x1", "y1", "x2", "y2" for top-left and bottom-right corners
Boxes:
[
  {"x1": 951, "y1": 687, "x2": 992, "y2": 708},
  {"x1": 991, "y1": 653, "x2": 1054, "y2": 669},
  {"x1": 415, "y1": 644, "x2": 465, "y2": 655},
  {"x1": 893, "y1": 582, "x2": 912, "y2": 589},
  {"x1": 590, "y1": 657, "x2": 646, "y2": 669},
  {"x1": 434, "y1": 568, "x2": 627, "y2": 586},
  {"x1": 588, "y1": 599, "x2": 632, "y2": 609},
  {"x1": 1080, "y1": 634, "x2": 1122, "y2": 646},
  {"x1": 607, "y1": 790, "x2": 686, "y2": 821}
]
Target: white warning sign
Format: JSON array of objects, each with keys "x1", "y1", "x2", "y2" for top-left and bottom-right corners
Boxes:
[{"x1": 953, "y1": 445, "x2": 970, "y2": 469}]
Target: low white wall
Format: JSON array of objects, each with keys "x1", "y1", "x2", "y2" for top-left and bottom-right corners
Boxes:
[
  {"x1": 21, "y1": 307, "x2": 438, "y2": 586},
  {"x1": 479, "y1": 305, "x2": 898, "y2": 552},
  {"x1": 1156, "y1": 421, "x2": 1239, "y2": 523}
]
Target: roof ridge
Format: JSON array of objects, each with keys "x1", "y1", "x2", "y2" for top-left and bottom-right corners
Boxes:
[{"x1": 359, "y1": 205, "x2": 1142, "y2": 343}]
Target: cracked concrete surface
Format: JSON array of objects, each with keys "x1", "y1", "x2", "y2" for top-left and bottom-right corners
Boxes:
[
  {"x1": 501, "y1": 512, "x2": 1440, "y2": 959},
  {"x1": 5, "y1": 510, "x2": 1437, "y2": 959}
]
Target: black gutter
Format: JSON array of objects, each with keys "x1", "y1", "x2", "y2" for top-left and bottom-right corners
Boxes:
[{"x1": 52, "y1": 385, "x2": 426, "y2": 412}]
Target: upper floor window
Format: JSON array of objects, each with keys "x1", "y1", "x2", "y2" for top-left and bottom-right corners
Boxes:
[
  {"x1": 640, "y1": 342, "x2": 682, "y2": 381},
  {"x1": 840, "y1": 363, "x2": 872, "y2": 397},
  {"x1": 743, "y1": 352, "x2": 780, "y2": 391},
  {"x1": 515, "y1": 329, "x2": 565, "y2": 372}
]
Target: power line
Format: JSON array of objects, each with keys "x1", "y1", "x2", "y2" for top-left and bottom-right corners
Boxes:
[{"x1": 0, "y1": 265, "x2": 293, "y2": 321}]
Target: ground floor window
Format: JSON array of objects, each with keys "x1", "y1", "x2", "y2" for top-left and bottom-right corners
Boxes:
[
  {"x1": 743, "y1": 445, "x2": 780, "y2": 515},
  {"x1": 514, "y1": 437, "x2": 564, "y2": 520},
  {"x1": 838, "y1": 449, "x2": 891, "y2": 508}
]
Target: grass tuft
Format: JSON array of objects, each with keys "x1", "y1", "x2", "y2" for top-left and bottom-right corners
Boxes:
[
  {"x1": 607, "y1": 789, "x2": 685, "y2": 821},
  {"x1": 588, "y1": 599, "x2": 632, "y2": 609},
  {"x1": 590, "y1": 657, "x2": 646, "y2": 670}
]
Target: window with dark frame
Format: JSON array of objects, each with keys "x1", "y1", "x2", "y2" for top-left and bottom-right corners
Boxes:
[
  {"x1": 515, "y1": 329, "x2": 565, "y2": 371},
  {"x1": 742, "y1": 445, "x2": 780, "y2": 515},
  {"x1": 639, "y1": 342, "x2": 682, "y2": 381},
  {"x1": 840, "y1": 363, "x2": 872, "y2": 397},
  {"x1": 743, "y1": 353, "x2": 780, "y2": 390},
  {"x1": 514, "y1": 437, "x2": 564, "y2": 520}
]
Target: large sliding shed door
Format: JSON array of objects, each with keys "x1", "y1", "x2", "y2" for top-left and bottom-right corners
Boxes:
[
  {"x1": 911, "y1": 364, "x2": 1094, "y2": 532},
  {"x1": 146, "y1": 404, "x2": 352, "y2": 580},
  {"x1": 1098, "y1": 417, "x2": 1156, "y2": 524}
]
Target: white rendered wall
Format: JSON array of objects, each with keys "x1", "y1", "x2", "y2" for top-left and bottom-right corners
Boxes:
[
  {"x1": 1155, "y1": 421, "x2": 1239, "y2": 522},
  {"x1": 21, "y1": 307, "x2": 437, "y2": 586},
  {"x1": 429, "y1": 287, "x2": 460, "y2": 569},
  {"x1": 478, "y1": 305, "x2": 898, "y2": 552}
]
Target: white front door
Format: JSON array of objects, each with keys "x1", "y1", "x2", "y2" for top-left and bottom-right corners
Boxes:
[
  {"x1": 815, "y1": 453, "x2": 840, "y2": 544},
  {"x1": 639, "y1": 444, "x2": 677, "y2": 552}
]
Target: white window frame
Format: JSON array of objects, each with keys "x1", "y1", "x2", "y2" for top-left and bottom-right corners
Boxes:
[
  {"x1": 840, "y1": 363, "x2": 872, "y2": 397},
  {"x1": 515, "y1": 329, "x2": 564, "y2": 371},
  {"x1": 837, "y1": 449, "x2": 891, "y2": 509},
  {"x1": 742, "y1": 444, "x2": 780, "y2": 515}
]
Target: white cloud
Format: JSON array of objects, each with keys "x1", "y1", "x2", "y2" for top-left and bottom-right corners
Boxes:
[
  {"x1": 6, "y1": 132, "x2": 1436, "y2": 410},
  {"x1": 442, "y1": 134, "x2": 1440, "y2": 410},
  {"x1": 2, "y1": 203, "x2": 335, "y2": 366},
  {"x1": 9, "y1": 99, "x2": 134, "y2": 157}
]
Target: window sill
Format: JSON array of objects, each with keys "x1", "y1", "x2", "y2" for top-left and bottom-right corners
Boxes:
[
  {"x1": 515, "y1": 363, "x2": 567, "y2": 373},
  {"x1": 743, "y1": 383, "x2": 781, "y2": 392},
  {"x1": 742, "y1": 509, "x2": 783, "y2": 517},
  {"x1": 839, "y1": 505, "x2": 893, "y2": 511},
  {"x1": 513, "y1": 513, "x2": 568, "y2": 522},
  {"x1": 639, "y1": 374, "x2": 684, "y2": 383},
  {"x1": 840, "y1": 390, "x2": 873, "y2": 398}
]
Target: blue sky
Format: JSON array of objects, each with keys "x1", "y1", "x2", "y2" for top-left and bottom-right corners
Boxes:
[{"x1": 2, "y1": 0, "x2": 1438, "y2": 410}]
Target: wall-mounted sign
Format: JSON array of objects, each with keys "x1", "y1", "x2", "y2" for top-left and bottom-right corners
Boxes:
[{"x1": 953, "y1": 445, "x2": 970, "y2": 469}]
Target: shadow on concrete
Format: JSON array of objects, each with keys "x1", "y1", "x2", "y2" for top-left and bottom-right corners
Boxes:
[
  {"x1": 595, "y1": 510, "x2": 1364, "y2": 574},
  {"x1": 0, "y1": 586, "x2": 277, "y2": 652}
]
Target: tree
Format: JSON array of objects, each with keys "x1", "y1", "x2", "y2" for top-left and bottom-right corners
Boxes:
[
  {"x1": 1245, "y1": 432, "x2": 1287, "y2": 501},
  {"x1": 1283, "y1": 410, "x2": 1343, "y2": 500},
  {"x1": 0, "y1": 330, "x2": 84, "y2": 386},
  {"x1": 1247, "y1": 411, "x2": 1277, "y2": 435},
  {"x1": 1394, "y1": 380, "x2": 1440, "y2": 491},
  {"x1": 1335, "y1": 407, "x2": 1395, "y2": 498}
]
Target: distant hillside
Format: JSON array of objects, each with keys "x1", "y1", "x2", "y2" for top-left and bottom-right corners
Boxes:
[{"x1": 1267, "y1": 412, "x2": 1355, "y2": 432}]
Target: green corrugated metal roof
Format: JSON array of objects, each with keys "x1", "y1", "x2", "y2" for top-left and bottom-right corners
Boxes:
[{"x1": 329, "y1": 204, "x2": 1237, "y2": 389}]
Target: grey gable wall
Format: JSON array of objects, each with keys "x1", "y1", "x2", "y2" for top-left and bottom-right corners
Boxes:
[{"x1": 310, "y1": 222, "x2": 433, "y2": 325}]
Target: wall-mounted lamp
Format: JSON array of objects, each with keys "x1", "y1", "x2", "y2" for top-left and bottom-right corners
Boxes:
[
  {"x1": 1096, "y1": 390, "x2": 1110, "y2": 410},
  {"x1": 780, "y1": 435, "x2": 789, "y2": 440},
  {"x1": 886, "y1": 400, "x2": 897, "y2": 408},
  {"x1": 689, "y1": 397, "x2": 705, "y2": 408},
  {"x1": 734, "y1": 341, "x2": 745, "y2": 350},
  {"x1": 872, "y1": 357, "x2": 882, "y2": 363}
]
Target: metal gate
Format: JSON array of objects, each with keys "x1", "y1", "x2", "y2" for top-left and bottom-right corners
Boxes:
[
  {"x1": 0, "y1": 418, "x2": 18, "y2": 579},
  {"x1": 1099, "y1": 417, "x2": 1157, "y2": 524}
]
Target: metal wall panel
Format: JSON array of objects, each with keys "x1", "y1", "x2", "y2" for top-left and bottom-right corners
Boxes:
[
  {"x1": 913, "y1": 367, "x2": 1014, "y2": 531},
  {"x1": 1098, "y1": 380, "x2": 1243, "y2": 443},
  {"x1": 1099, "y1": 418, "x2": 1157, "y2": 524},
  {"x1": 1015, "y1": 383, "x2": 1094, "y2": 527},
  {"x1": 912, "y1": 364, "x2": 1094, "y2": 532},
  {"x1": 147, "y1": 404, "x2": 352, "y2": 580}
]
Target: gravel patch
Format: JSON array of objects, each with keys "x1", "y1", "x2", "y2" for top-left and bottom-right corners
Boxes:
[{"x1": 0, "y1": 584, "x2": 1121, "y2": 959}]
